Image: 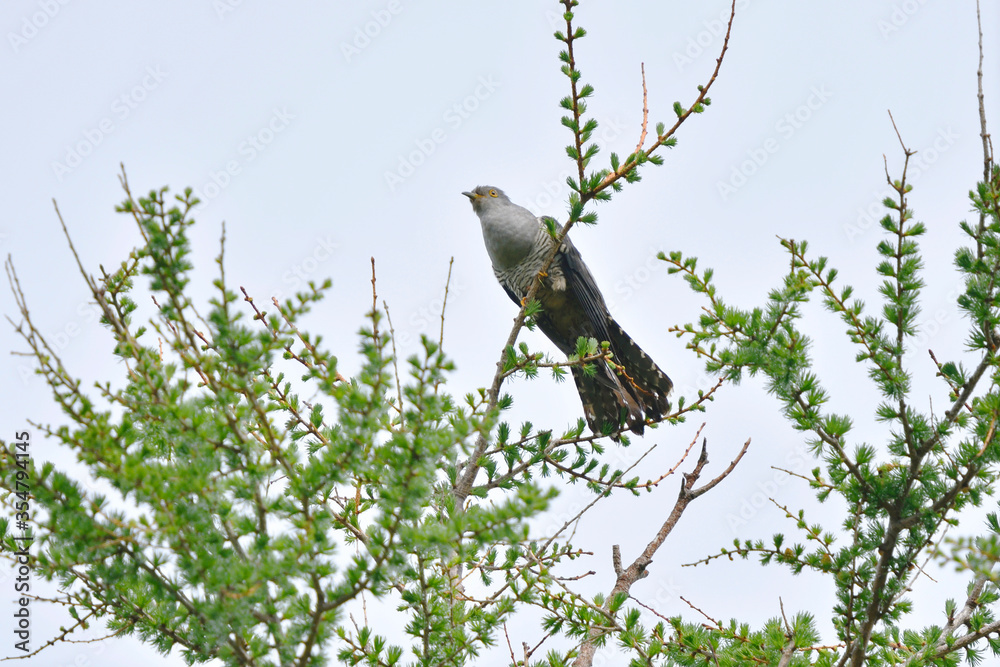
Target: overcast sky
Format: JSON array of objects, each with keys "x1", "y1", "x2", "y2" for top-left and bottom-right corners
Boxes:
[{"x1": 3, "y1": 1, "x2": 999, "y2": 665}]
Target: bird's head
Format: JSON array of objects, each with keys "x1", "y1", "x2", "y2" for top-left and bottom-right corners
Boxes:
[{"x1": 462, "y1": 186, "x2": 510, "y2": 215}]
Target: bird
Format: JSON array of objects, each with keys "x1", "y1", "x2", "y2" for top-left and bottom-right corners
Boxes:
[{"x1": 463, "y1": 185, "x2": 672, "y2": 437}]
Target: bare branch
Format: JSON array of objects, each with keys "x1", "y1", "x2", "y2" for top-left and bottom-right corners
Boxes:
[
  {"x1": 572, "y1": 437, "x2": 750, "y2": 666},
  {"x1": 633, "y1": 62, "x2": 649, "y2": 155}
]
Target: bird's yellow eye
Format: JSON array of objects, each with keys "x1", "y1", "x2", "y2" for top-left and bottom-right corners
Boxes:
[{"x1": 489, "y1": 189, "x2": 498, "y2": 197}]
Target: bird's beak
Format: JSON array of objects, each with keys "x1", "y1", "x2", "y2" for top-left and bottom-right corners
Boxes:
[{"x1": 462, "y1": 191, "x2": 479, "y2": 200}]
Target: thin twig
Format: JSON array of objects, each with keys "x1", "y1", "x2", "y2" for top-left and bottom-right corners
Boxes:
[
  {"x1": 976, "y1": 0, "x2": 992, "y2": 179},
  {"x1": 596, "y1": 0, "x2": 737, "y2": 194},
  {"x1": 439, "y1": 256, "x2": 454, "y2": 350},
  {"x1": 975, "y1": 0, "x2": 994, "y2": 262},
  {"x1": 370, "y1": 257, "x2": 378, "y2": 340},
  {"x1": 382, "y1": 300, "x2": 405, "y2": 417},
  {"x1": 503, "y1": 624, "x2": 516, "y2": 665},
  {"x1": 887, "y1": 109, "x2": 911, "y2": 155},
  {"x1": 634, "y1": 63, "x2": 649, "y2": 155}
]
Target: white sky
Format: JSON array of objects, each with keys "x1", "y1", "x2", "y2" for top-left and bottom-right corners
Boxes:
[{"x1": 2, "y1": 1, "x2": 999, "y2": 665}]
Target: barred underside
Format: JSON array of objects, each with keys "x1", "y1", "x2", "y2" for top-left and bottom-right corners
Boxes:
[{"x1": 494, "y1": 226, "x2": 565, "y2": 297}]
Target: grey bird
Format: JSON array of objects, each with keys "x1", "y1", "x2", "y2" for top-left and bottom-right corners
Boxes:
[{"x1": 463, "y1": 185, "x2": 672, "y2": 436}]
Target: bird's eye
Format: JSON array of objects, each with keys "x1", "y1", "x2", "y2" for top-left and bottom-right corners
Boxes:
[{"x1": 489, "y1": 189, "x2": 498, "y2": 197}]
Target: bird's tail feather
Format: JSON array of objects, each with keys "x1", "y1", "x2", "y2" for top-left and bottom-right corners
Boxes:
[
  {"x1": 606, "y1": 318, "x2": 673, "y2": 422},
  {"x1": 572, "y1": 363, "x2": 643, "y2": 439},
  {"x1": 570, "y1": 319, "x2": 673, "y2": 439}
]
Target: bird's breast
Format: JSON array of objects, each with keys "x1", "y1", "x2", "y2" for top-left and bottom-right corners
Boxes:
[{"x1": 494, "y1": 229, "x2": 567, "y2": 296}]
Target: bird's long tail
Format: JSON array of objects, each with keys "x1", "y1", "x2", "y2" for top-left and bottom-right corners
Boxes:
[
  {"x1": 607, "y1": 319, "x2": 673, "y2": 423},
  {"x1": 571, "y1": 363, "x2": 642, "y2": 439},
  {"x1": 570, "y1": 320, "x2": 672, "y2": 438}
]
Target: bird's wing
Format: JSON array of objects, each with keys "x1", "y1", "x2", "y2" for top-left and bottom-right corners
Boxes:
[
  {"x1": 500, "y1": 283, "x2": 522, "y2": 308},
  {"x1": 558, "y1": 235, "x2": 614, "y2": 345}
]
